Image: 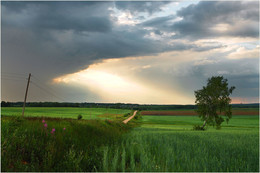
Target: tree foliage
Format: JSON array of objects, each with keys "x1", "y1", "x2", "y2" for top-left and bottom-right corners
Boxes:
[{"x1": 194, "y1": 76, "x2": 235, "y2": 129}]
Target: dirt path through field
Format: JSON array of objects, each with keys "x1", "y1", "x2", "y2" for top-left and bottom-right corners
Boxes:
[{"x1": 123, "y1": 110, "x2": 137, "y2": 124}]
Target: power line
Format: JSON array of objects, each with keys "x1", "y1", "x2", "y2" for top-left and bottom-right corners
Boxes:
[
  {"x1": 31, "y1": 75, "x2": 71, "y2": 101},
  {"x1": 1, "y1": 73, "x2": 28, "y2": 82},
  {"x1": 0, "y1": 77, "x2": 26, "y2": 81},
  {"x1": 2, "y1": 73, "x2": 85, "y2": 102},
  {"x1": 31, "y1": 81, "x2": 67, "y2": 102},
  {"x1": 30, "y1": 81, "x2": 68, "y2": 102},
  {"x1": 31, "y1": 74, "x2": 83, "y2": 102},
  {"x1": 1, "y1": 72, "x2": 27, "y2": 77},
  {"x1": 27, "y1": 86, "x2": 50, "y2": 102},
  {"x1": 31, "y1": 75, "x2": 64, "y2": 97},
  {"x1": 1, "y1": 74, "x2": 27, "y2": 80}
]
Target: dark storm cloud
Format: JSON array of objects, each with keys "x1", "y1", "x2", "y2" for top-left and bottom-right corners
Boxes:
[
  {"x1": 2, "y1": 1, "x2": 112, "y2": 32},
  {"x1": 1, "y1": 1, "x2": 177, "y2": 81},
  {"x1": 35, "y1": 16, "x2": 112, "y2": 32},
  {"x1": 64, "y1": 28, "x2": 173, "y2": 62},
  {"x1": 2, "y1": 25, "x2": 169, "y2": 79}
]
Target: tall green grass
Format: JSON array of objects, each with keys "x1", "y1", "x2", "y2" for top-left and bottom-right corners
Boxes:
[
  {"x1": 1, "y1": 116, "x2": 133, "y2": 172},
  {"x1": 101, "y1": 115, "x2": 259, "y2": 172},
  {"x1": 102, "y1": 128, "x2": 258, "y2": 172}
]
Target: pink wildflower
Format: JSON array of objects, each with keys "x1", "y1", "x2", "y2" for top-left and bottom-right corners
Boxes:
[
  {"x1": 42, "y1": 120, "x2": 45, "y2": 123},
  {"x1": 44, "y1": 123, "x2": 47, "y2": 128},
  {"x1": 51, "y1": 129, "x2": 55, "y2": 134},
  {"x1": 63, "y1": 127, "x2": 66, "y2": 130}
]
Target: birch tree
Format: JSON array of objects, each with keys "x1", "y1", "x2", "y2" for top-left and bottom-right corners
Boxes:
[{"x1": 194, "y1": 76, "x2": 235, "y2": 129}]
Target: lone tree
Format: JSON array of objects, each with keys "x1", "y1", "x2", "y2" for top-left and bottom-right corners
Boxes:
[{"x1": 194, "y1": 76, "x2": 235, "y2": 130}]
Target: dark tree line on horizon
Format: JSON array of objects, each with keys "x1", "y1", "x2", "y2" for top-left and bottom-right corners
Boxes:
[{"x1": 1, "y1": 101, "x2": 258, "y2": 110}]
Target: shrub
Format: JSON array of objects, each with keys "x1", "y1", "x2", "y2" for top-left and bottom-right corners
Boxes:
[
  {"x1": 124, "y1": 113, "x2": 130, "y2": 117},
  {"x1": 193, "y1": 125, "x2": 205, "y2": 131},
  {"x1": 105, "y1": 119, "x2": 112, "y2": 125},
  {"x1": 77, "y1": 114, "x2": 83, "y2": 120}
]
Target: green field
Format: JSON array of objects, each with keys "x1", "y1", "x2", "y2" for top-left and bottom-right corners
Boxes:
[
  {"x1": 141, "y1": 115, "x2": 259, "y2": 130},
  {"x1": 1, "y1": 107, "x2": 131, "y2": 120},
  {"x1": 103, "y1": 115, "x2": 259, "y2": 171},
  {"x1": 1, "y1": 107, "x2": 259, "y2": 171}
]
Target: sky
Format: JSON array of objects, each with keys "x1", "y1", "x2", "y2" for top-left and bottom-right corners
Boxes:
[{"x1": 1, "y1": 0, "x2": 259, "y2": 104}]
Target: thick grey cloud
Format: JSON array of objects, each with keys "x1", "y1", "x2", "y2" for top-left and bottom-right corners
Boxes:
[
  {"x1": 1, "y1": 1, "x2": 172, "y2": 80},
  {"x1": 2, "y1": 1, "x2": 221, "y2": 81},
  {"x1": 142, "y1": 1, "x2": 259, "y2": 39},
  {"x1": 174, "y1": 1, "x2": 259, "y2": 39},
  {"x1": 2, "y1": 1, "x2": 112, "y2": 32},
  {"x1": 177, "y1": 1, "x2": 259, "y2": 22}
]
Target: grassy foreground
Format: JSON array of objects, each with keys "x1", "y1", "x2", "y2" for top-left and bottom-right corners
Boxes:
[
  {"x1": 1, "y1": 108, "x2": 259, "y2": 172},
  {"x1": 104, "y1": 115, "x2": 259, "y2": 172},
  {"x1": 1, "y1": 116, "x2": 135, "y2": 172}
]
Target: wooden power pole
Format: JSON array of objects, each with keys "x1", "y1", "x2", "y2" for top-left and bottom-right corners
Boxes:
[{"x1": 22, "y1": 73, "x2": 31, "y2": 117}]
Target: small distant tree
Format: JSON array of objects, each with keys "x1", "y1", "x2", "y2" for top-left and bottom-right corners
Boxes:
[
  {"x1": 78, "y1": 114, "x2": 83, "y2": 120},
  {"x1": 194, "y1": 76, "x2": 235, "y2": 130}
]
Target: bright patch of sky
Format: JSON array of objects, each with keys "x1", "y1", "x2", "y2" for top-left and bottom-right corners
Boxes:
[{"x1": 111, "y1": 1, "x2": 199, "y2": 26}]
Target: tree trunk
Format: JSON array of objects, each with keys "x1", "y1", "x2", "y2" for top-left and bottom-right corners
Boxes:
[
  {"x1": 201, "y1": 114, "x2": 208, "y2": 128},
  {"x1": 201, "y1": 120, "x2": 207, "y2": 128}
]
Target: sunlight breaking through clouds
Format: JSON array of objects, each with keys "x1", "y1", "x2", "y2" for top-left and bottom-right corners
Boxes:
[{"x1": 53, "y1": 63, "x2": 192, "y2": 104}]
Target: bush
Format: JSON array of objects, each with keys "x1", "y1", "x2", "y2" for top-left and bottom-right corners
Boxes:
[
  {"x1": 77, "y1": 114, "x2": 83, "y2": 120},
  {"x1": 105, "y1": 119, "x2": 113, "y2": 125},
  {"x1": 124, "y1": 113, "x2": 130, "y2": 117},
  {"x1": 193, "y1": 125, "x2": 205, "y2": 131},
  {"x1": 134, "y1": 111, "x2": 142, "y2": 120}
]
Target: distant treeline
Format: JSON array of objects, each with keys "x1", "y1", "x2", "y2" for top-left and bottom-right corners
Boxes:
[{"x1": 1, "y1": 101, "x2": 259, "y2": 110}]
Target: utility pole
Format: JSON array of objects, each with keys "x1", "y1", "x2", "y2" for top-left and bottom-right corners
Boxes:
[{"x1": 22, "y1": 73, "x2": 31, "y2": 117}]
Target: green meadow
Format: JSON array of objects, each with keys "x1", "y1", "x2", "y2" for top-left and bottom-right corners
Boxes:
[
  {"x1": 1, "y1": 107, "x2": 131, "y2": 120},
  {"x1": 1, "y1": 107, "x2": 259, "y2": 171},
  {"x1": 104, "y1": 115, "x2": 259, "y2": 172},
  {"x1": 1, "y1": 116, "x2": 134, "y2": 172}
]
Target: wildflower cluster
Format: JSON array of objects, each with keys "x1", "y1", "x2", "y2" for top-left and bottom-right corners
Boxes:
[
  {"x1": 43, "y1": 120, "x2": 48, "y2": 128},
  {"x1": 41, "y1": 119, "x2": 66, "y2": 135}
]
